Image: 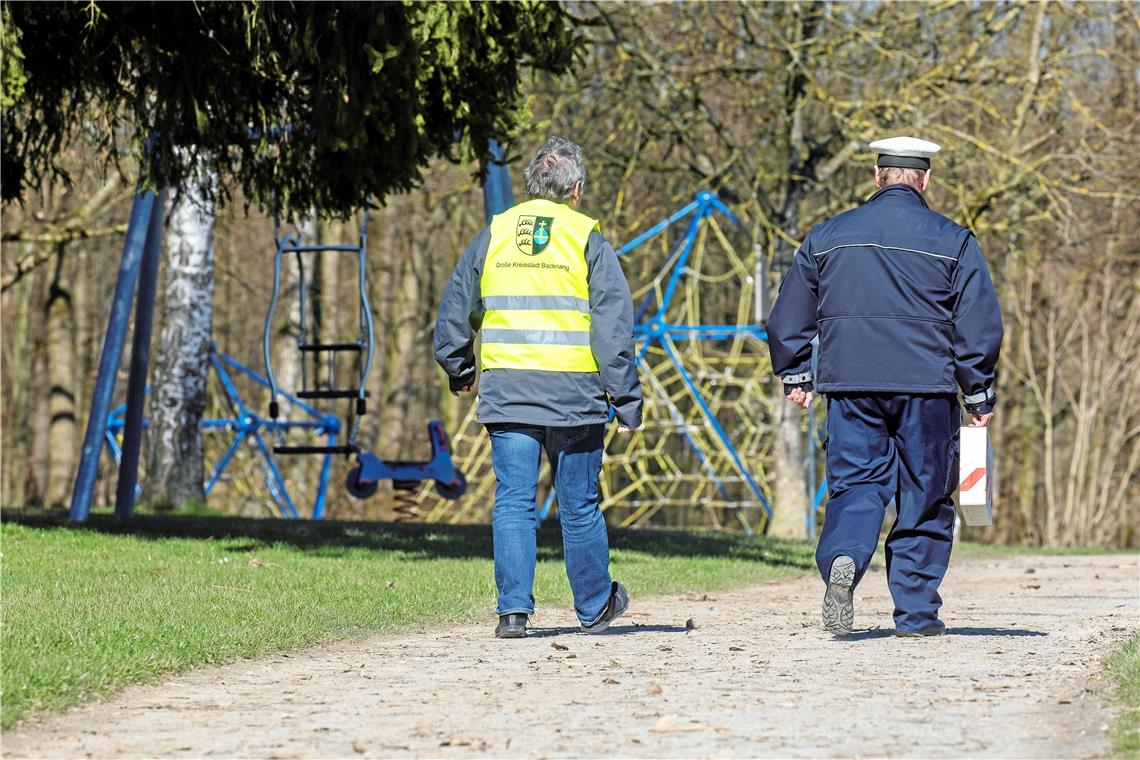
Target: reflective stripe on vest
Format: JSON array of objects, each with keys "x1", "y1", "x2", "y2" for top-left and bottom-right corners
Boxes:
[{"x1": 481, "y1": 199, "x2": 600, "y2": 372}]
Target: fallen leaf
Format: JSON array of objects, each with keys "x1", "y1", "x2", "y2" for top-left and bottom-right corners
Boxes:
[
  {"x1": 685, "y1": 618, "x2": 696, "y2": 629},
  {"x1": 729, "y1": 646, "x2": 744, "y2": 652},
  {"x1": 647, "y1": 681, "x2": 664, "y2": 696},
  {"x1": 352, "y1": 740, "x2": 366, "y2": 754},
  {"x1": 603, "y1": 677, "x2": 620, "y2": 685},
  {"x1": 551, "y1": 641, "x2": 569, "y2": 651}
]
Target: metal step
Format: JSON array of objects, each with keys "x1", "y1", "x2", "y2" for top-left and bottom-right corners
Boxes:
[
  {"x1": 273, "y1": 445, "x2": 358, "y2": 456},
  {"x1": 279, "y1": 244, "x2": 363, "y2": 253},
  {"x1": 295, "y1": 389, "x2": 372, "y2": 400},
  {"x1": 298, "y1": 342, "x2": 363, "y2": 352}
]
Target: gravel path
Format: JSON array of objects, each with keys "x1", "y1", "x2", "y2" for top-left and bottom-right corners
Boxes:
[{"x1": 5, "y1": 553, "x2": 1137, "y2": 758}]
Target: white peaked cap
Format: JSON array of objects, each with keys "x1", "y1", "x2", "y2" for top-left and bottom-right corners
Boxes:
[{"x1": 870, "y1": 136, "x2": 941, "y2": 169}]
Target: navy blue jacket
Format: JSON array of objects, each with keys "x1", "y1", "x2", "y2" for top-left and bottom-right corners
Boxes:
[{"x1": 767, "y1": 184, "x2": 1003, "y2": 411}]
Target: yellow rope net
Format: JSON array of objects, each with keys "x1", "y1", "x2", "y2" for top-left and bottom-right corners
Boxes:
[{"x1": 418, "y1": 205, "x2": 777, "y2": 531}]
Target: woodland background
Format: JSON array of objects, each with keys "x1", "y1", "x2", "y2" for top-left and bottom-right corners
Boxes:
[{"x1": 2, "y1": 2, "x2": 1137, "y2": 547}]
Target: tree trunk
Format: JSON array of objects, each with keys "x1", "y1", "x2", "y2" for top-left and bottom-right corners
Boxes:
[
  {"x1": 2, "y1": 249, "x2": 34, "y2": 506},
  {"x1": 26, "y1": 261, "x2": 50, "y2": 506},
  {"x1": 45, "y1": 246, "x2": 78, "y2": 507},
  {"x1": 145, "y1": 168, "x2": 218, "y2": 509},
  {"x1": 768, "y1": 383, "x2": 810, "y2": 538},
  {"x1": 378, "y1": 255, "x2": 419, "y2": 457},
  {"x1": 760, "y1": 3, "x2": 821, "y2": 540},
  {"x1": 365, "y1": 207, "x2": 398, "y2": 451}
]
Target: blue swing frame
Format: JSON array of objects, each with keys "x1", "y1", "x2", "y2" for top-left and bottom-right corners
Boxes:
[{"x1": 101, "y1": 347, "x2": 342, "y2": 519}]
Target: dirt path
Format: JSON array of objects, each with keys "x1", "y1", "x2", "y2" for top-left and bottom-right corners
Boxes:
[{"x1": 5, "y1": 553, "x2": 1137, "y2": 758}]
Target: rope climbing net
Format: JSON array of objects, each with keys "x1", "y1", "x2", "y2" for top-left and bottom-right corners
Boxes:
[{"x1": 419, "y1": 192, "x2": 799, "y2": 534}]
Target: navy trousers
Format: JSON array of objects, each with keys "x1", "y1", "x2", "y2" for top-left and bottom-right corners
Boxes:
[{"x1": 816, "y1": 393, "x2": 959, "y2": 632}]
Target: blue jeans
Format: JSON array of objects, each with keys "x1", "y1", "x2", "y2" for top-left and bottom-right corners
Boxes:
[{"x1": 488, "y1": 423, "x2": 612, "y2": 625}]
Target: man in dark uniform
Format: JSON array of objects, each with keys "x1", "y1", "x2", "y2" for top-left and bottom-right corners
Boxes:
[{"x1": 767, "y1": 136, "x2": 1003, "y2": 637}]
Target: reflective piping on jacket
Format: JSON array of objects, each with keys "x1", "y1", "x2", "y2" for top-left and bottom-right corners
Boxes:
[
  {"x1": 482, "y1": 328, "x2": 592, "y2": 346},
  {"x1": 781, "y1": 371, "x2": 813, "y2": 384},
  {"x1": 962, "y1": 387, "x2": 995, "y2": 405},
  {"x1": 811, "y1": 242, "x2": 957, "y2": 262},
  {"x1": 483, "y1": 295, "x2": 590, "y2": 313}
]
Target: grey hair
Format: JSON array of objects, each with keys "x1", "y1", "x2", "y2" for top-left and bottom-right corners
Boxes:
[
  {"x1": 876, "y1": 166, "x2": 928, "y2": 190},
  {"x1": 522, "y1": 137, "x2": 586, "y2": 201}
]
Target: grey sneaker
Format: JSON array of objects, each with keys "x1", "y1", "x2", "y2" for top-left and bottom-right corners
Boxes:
[
  {"x1": 896, "y1": 623, "x2": 946, "y2": 638},
  {"x1": 494, "y1": 613, "x2": 528, "y2": 638},
  {"x1": 581, "y1": 581, "x2": 629, "y2": 634},
  {"x1": 822, "y1": 555, "x2": 856, "y2": 634}
]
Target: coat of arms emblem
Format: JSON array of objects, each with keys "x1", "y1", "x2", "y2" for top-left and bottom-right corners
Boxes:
[{"x1": 515, "y1": 215, "x2": 554, "y2": 256}]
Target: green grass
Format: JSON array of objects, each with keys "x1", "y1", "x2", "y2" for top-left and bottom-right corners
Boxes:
[
  {"x1": 1108, "y1": 634, "x2": 1140, "y2": 758},
  {"x1": 0, "y1": 513, "x2": 812, "y2": 728}
]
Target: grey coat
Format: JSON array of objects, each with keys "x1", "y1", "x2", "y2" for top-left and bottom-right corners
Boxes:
[{"x1": 434, "y1": 225, "x2": 643, "y2": 429}]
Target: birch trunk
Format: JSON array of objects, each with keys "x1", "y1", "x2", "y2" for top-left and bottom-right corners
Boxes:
[
  {"x1": 145, "y1": 167, "x2": 218, "y2": 509},
  {"x1": 45, "y1": 247, "x2": 78, "y2": 507}
]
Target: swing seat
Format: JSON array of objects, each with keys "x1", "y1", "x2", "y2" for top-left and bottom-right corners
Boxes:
[{"x1": 262, "y1": 209, "x2": 376, "y2": 442}]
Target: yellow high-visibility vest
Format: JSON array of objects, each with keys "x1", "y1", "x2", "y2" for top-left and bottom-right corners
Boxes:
[{"x1": 481, "y1": 198, "x2": 600, "y2": 373}]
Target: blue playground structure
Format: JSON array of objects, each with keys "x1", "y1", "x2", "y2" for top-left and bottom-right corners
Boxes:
[
  {"x1": 618, "y1": 192, "x2": 826, "y2": 536},
  {"x1": 526, "y1": 192, "x2": 826, "y2": 536},
  {"x1": 69, "y1": 163, "x2": 472, "y2": 523},
  {"x1": 70, "y1": 139, "x2": 823, "y2": 531},
  {"x1": 103, "y1": 348, "x2": 342, "y2": 518}
]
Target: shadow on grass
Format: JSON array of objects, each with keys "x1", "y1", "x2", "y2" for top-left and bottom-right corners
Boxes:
[{"x1": 1, "y1": 509, "x2": 814, "y2": 570}]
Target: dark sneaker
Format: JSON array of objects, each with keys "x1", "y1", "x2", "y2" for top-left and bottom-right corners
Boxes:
[
  {"x1": 494, "y1": 613, "x2": 528, "y2": 639},
  {"x1": 581, "y1": 581, "x2": 630, "y2": 634},
  {"x1": 896, "y1": 623, "x2": 946, "y2": 638},
  {"x1": 822, "y1": 555, "x2": 856, "y2": 634}
]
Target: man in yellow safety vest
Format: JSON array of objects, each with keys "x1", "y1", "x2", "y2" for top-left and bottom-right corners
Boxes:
[{"x1": 434, "y1": 136, "x2": 643, "y2": 638}]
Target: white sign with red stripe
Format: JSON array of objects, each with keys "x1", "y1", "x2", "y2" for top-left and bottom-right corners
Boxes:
[{"x1": 957, "y1": 426, "x2": 993, "y2": 527}]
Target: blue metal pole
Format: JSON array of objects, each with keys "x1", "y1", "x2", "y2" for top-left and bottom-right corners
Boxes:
[
  {"x1": 616, "y1": 200, "x2": 700, "y2": 256},
  {"x1": 311, "y1": 436, "x2": 334, "y2": 519},
  {"x1": 205, "y1": 431, "x2": 246, "y2": 495},
  {"x1": 654, "y1": 203, "x2": 707, "y2": 318},
  {"x1": 251, "y1": 431, "x2": 300, "y2": 518},
  {"x1": 114, "y1": 190, "x2": 166, "y2": 521},
  {"x1": 660, "y1": 336, "x2": 771, "y2": 520},
  {"x1": 70, "y1": 190, "x2": 159, "y2": 522},
  {"x1": 483, "y1": 139, "x2": 515, "y2": 222},
  {"x1": 637, "y1": 352, "x2": 733, "y2": 503}
]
